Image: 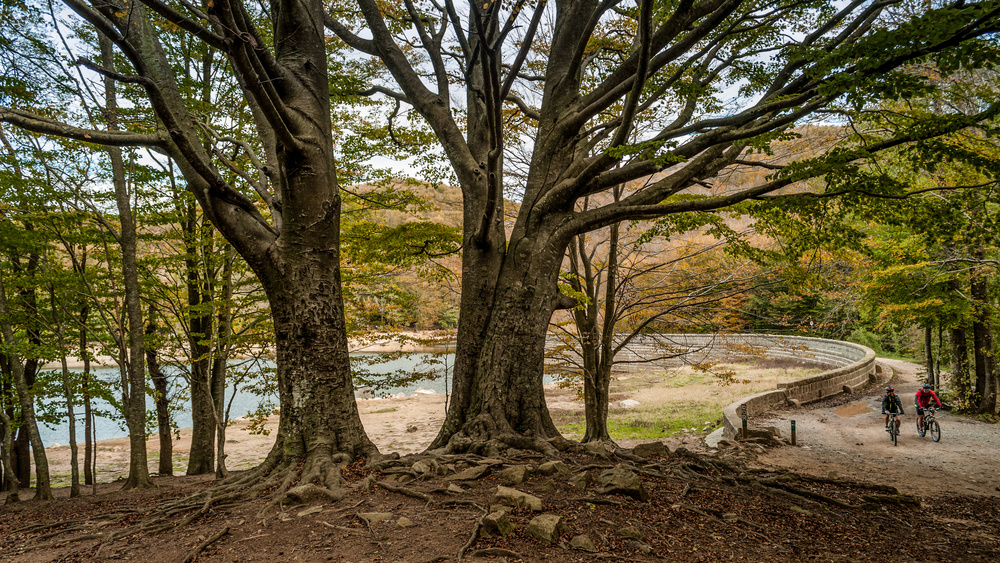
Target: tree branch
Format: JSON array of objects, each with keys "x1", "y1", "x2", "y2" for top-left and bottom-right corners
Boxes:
[{"x1": 0, "y1": 107, "x2": 164, "y2": 148}]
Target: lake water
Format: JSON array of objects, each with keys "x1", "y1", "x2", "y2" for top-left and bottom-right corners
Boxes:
[{"x1": 37, "y1": 352, "x2": 455, "y2": 448}]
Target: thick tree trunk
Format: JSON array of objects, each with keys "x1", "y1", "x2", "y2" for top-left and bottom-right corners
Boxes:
[
  {"x1": 256, "y1": 245, "x2": 377, "y2": 484},
  {"x1": 432, "y1": 232, "x2": 566, "y2": 454}
]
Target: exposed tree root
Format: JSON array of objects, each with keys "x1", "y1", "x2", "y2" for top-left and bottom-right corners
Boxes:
[
  {"x1": 472, "y1": 547, "x2": 531, "y2": 561},
  {"x1": 456, "y1": 514, "x2": 484, "y2": 560},
  {"x1": 181, "y1": 526, "x2": 229, "y2": 563}
]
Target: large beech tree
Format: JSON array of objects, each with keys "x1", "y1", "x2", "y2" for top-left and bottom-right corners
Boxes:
[
  {"x1": 2, "y1": 0, "x2": 376, "y2": 491},
  {"x1": 328, "y1": 0, "x2": 1000, "y2": 453}
]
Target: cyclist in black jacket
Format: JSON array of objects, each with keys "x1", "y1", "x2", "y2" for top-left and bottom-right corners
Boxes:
[{"x1": 881, "y1": 386, "x2": 904, "y2": 431}]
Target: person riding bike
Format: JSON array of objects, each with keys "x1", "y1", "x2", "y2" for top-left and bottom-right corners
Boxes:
[
  {"x1": 881, "y1": 386, "x2": 904, "y2": 432},
  {"x1": 915, "y1": 383, "x2": 942, "y2": 435}
]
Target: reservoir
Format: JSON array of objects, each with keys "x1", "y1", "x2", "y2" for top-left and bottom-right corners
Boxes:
[{"x1": 36, "y1": 352, "x2": 455, "y2": 448}]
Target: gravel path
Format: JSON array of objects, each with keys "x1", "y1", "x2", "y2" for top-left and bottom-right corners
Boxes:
[{"x1": 753, "y1": 358, "x2": 1000, "y2": 498}]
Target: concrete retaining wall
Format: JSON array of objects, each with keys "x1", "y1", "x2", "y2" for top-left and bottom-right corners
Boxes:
[
  {"x1": 716, "y1": 336, "x2": 876, "y2": 441},
  {"x1": 546, "y1": 333, "x2": 876, "y2": 441}
]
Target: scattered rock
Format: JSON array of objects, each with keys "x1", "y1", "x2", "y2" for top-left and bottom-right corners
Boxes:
[
  {"x1": 594, "y1": 466, "x2": 649, "y2": 502},
  {"x1": 617, "y1": 526, "x2": 643, "y2": 540},
  {"x1": 568, "y1": 470, "x2": 592, "y2": 491},
  {"x1": 633, "y1": 441, "x2": 668, "y2": 458},
  {"x1": 569, "y1": 534, "x2": 597, "y2": 552},
  {"x1": 481, "y1": 510, "x2": 515, "y2": 538},
  {"x1": 445, "y1": 483, "x2": 465, "y2": 494},
  {"x1": 618, "y1": 399, "x2": 641, "y2": 408},
  {"x1": 492, "y1": 486, "x2": 543, "y2": 512},
  {"x1": 722, "y1": 513, "x2": 739, "y2": 522},
  {"x1": 413, "y1": 388, "x2": 436, "y2": 395},
  {"x1": 499, "y1": 464, "x2": 531, "y2": 484},
  {"x1": 537, "y1": 460, "x2": 570, "y2": 476},
  {"x1": 445, "y1": 465, "x2": 490, "y2": 481},
  {"x1": 411, "y1": 461, "x2": 431, "y2": 475},
  {"x1": 526, "y1": 514, "x2": 566, "y2": 544},
  {"x1": 536, "y1": 480, "x2": 557, "y2": 493},
  {"x1": 396, "y1": 517, "x2": 415, "y2": 528},
  {"x1": 358, "y1": 512, "x2": 395, "y2": 525}
]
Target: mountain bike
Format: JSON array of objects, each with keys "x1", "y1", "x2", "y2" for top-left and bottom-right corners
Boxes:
[
  {"x1": 885, "y1": 412, "x2": 900, "y2": 446},
  {"x1": 918, "y1": 406, "x2": 941, "y2": 443}
]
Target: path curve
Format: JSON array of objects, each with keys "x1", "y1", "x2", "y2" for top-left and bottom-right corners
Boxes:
[{"x1": 752, "y1": 358, "x2": 1000, "y2": 498}]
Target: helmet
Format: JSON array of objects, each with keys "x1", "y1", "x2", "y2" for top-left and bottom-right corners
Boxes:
[
  {"x1": 923, "y1": 383, "x2": 931, "y2": 390},
  {"x1": 885, "y1": 386, "x2": 894, "y2": 393}
]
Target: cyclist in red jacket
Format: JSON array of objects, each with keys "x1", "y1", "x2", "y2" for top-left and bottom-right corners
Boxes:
[{"x1": 915, "y1": 383, "x2": 942, "y2": 436}]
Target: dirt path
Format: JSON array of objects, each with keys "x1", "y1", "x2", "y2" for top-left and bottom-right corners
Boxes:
[{"x1": 753, "y1": 358, "x2": 1000, "y2": 498}]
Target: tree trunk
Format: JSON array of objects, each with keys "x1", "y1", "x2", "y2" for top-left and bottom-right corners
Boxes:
[
  {"x1": 1, "y1": 411, "x2": 18, "y2": 504},
  {"x1": 951, "y1": 326, "x2": 971, "y2": 406},
  {"x1": 212, "y1": 245, "x2": 233, "y2": 479},
  {"x1": 50, "y1": 285, "x2": 81, "y2": 497},
  {"x1": 255, "y1": 242, "x2": 378, "y2": 484},
  {"x1": 0, "y1": 271, "x2": 52, "y2": 500},
  {"x1": 925, "y1": 326, "x2": 935, "y2": 386},
  {"x1": 971, "y1": 262, "x2": 991, "y2": 406},
  {"x1": 145, "y1": 306, "x2": 173, "y2": 476},
  {"x1": 0, "y1": 361, "x2": 30, "y2": 489},
  {"x1": 100, "y1": 32, "x2": 152, "y2": 490},
  {"x1": 431, "y1": 231, "x2": 566, "y2": 454},
  {"x1": 586, "y1": 220, "x2": 620, "y2": 444},
  {"x1": 185, "y1": 204, "x2": 216, "y2": 476}
]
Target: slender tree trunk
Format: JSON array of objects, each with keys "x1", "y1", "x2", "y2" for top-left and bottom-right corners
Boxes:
[
  {"x1": 146, "y1": 306, "x2": 172, "y2": 476},
  {"x1": 587, "y1": 220, "x2": 620, "y2": 444},
  {"x1": 1, "y1": 411, "x2": 18, "y2": 504},
  {"x1": 0, "y1": 271, "x2": 52, "y2": 500},
  {"x1": 212, "y1": 245, "x2": 233, "y2": 479},
  {"x1": 925, "y1": 326, "x2": 935, "y2": 386},
  {"x1": 971, "y1": 256, "x2": 991, "y2": 405},
  {"x1": 951, "y1": 326, "x2": 971, "y2": 406},
  {"x1": 100, "y1": 33, "x2": 152, "y2": 490},
  {"x1": 51, "y1": 287, "x2": 81, "y2": 497},
  {"x1": 82, "y1": 316, "x2": 94, "y2": 487},
  {"x1": 184, "y1": 208, "x2": 218, "y2": 475}
]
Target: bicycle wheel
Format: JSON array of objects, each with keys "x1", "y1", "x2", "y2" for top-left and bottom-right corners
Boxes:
[
  {"x1": 891, "y1": 422, "x2": 898, "y2": 446},
  {"x1": 930, "y1": 420, "x2": 941, "y2": 442}
]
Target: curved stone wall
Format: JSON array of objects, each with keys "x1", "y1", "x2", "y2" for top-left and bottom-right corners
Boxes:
[{"x1": 547, "y1": 333, "x2": 877, "y2": 441}]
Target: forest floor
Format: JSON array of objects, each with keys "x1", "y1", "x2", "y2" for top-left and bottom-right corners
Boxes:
[{"x1": 2, "y1": 359, "x2": 999, "y2": 562}]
